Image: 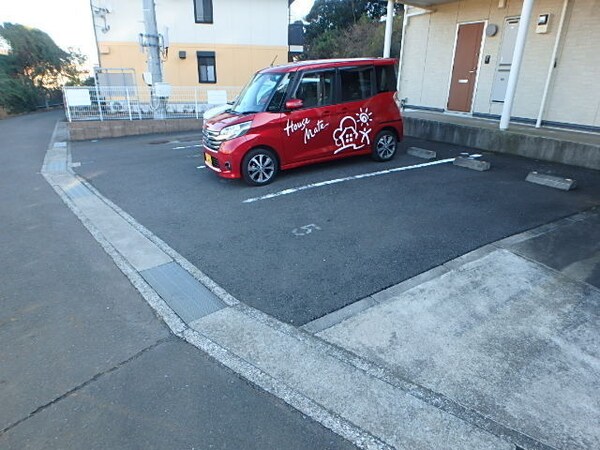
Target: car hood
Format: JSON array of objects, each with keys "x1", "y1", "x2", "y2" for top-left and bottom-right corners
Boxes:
[{"x1": 205, "y1": 111, "x2": 257, "y2": 132}]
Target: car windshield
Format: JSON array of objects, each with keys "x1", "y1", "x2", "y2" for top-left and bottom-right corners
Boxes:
[{"x1": 231, "y1": 72, "x2": 284, "y2": 114}]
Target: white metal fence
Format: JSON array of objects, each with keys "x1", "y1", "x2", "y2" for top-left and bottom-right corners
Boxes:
[{"x1": 62, "y1": 85, "x2": 243, "y2": 122}]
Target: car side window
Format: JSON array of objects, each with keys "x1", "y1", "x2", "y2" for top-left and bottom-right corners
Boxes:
[
  {"x1": 267, "y1": 73, "x2": 292, "y2": 112},
  {"x1": 293, "y1": 70, "x2": 335, "y2": 109},
  {"x1": 340, "y1": 67, "x2": 374, "y2": 102}
]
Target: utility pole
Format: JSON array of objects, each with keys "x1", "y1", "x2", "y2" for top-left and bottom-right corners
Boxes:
[{"x1": 141, "y1": 0, "x2": 165, "y2": 118}]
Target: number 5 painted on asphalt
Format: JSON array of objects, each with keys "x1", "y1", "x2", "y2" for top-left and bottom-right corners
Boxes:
[{"x1": 292, "y1": 224, "x2": 321, "y2": 236}]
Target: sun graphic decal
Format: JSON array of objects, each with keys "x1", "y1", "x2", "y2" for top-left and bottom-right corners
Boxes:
[{"x1": 356, "y1": 108, "x2": 373, "y2": 128}]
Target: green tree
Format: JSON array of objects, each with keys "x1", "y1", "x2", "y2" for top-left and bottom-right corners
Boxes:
[
  {"x1": 0, "y1": 23, "x2": 85, "y2": 113},
  {"x1": 305, "y1": 16, "x2": 402, "y2": 60},
  {"x1": 304, "y1": 0, "x2": 403, "y2": 60}
]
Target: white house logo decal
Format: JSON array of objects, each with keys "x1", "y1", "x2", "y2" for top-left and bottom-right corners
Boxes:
[{"x1": 333, "y1": 107, "x2": 373, "y2": 154}]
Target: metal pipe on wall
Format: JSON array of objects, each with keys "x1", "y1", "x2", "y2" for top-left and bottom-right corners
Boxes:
[
  {"x1": 535, "y1": 0, "x2": 569, "y2": 128},
  {"x1": 396, "y1": 7, "x2": 434, "y2": 92},
  {"x1": 383, "y1": 0, "x2": 395, "y2": 58},
  {"x1": 499, "y1": 0, "x2": 536, "y2": 130}
]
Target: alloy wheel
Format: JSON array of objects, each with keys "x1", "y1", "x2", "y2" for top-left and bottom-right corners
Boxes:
[{"x1": 247, "y1": 154, "x2": 275, "y2": 183}]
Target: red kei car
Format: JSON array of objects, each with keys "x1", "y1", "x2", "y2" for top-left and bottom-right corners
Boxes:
[{"x1": 202, "y1": 58, "x2": 403, "y2": 186}]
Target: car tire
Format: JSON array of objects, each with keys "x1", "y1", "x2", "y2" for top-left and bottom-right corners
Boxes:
[
  {"x1": 371, "y1": 130, "x2": 398, "y2": 162},
  {"x1": 242, "y1": 148, "x2": 279, "y2": 186}
]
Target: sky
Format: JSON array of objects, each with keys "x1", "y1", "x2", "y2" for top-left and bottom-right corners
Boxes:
[
  {"x1": 0, "y1": 0, "x2": 315, "y2": 70},
  {"x1": 290, "y1": 0, "x2": 315, "y2": 22},
  {"x1": 0, "y1": 0, "x2": 98, "y2": 69}
]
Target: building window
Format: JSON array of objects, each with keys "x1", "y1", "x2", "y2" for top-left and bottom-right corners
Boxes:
[
  {"x1": 197, "y1": 51, "x2": 216, "y2": 83},
  {"x1": 194, "y1": 0, "x2": 213, "y2": 24}
]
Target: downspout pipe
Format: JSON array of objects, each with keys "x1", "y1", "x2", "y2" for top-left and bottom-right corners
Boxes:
[
  {"x1": 535, "y1": 0, "x2": 569, "y2": 128},
  {"x1": 383, "y1": 0, "x2": 395, "y2": 58},
  {"x1": 90, "y1": 0, "x2": 102, "y2": 71},
  {"x1": 397, "y1": 7, "x2": 434, "y2": 92},
  {"x1": 499, "y1": 0, "x2": 535, "y2": 131}
]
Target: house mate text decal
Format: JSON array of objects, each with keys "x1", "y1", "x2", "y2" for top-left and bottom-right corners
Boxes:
[{"x1": 285, "y1": 117, "x2": 329, "y2": 144}]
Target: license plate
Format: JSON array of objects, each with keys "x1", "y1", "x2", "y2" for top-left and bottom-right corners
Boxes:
[{"x1": 204, "y1": 153, "x2": 212, "y2": 165}]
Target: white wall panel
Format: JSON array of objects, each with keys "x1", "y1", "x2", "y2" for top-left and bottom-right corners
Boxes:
[{"x1": 96, "y1": 0, "x2": 288, "y2": 47}]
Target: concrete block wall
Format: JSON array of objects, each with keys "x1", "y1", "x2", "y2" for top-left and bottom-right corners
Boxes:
[
  {"x1": 403, "y1": 115, "x2": 600, "y2": 170},
  {"x1": 68, "y1": 119, "x2": 203, "y2": 141}
]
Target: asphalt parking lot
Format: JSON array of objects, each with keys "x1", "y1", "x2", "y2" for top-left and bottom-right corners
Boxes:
[{"x1": 72, "y1": 133, "x2": 600, "y2": 325}]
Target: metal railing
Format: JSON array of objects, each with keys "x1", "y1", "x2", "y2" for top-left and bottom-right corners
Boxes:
[{"x1": 62, "y1": 85, "x2": 243, "y2": 122}]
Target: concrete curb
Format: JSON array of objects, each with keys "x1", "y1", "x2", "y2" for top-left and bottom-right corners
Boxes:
[
  {"x1": 525, "y1": 171, "x2": 576, "y2": 191},
  {"x1": 453, "y1": 156, "x2": 491, "y2": 171},
  {"x1": 407, "y1": 147, "x2": 437, "y2": 159}
]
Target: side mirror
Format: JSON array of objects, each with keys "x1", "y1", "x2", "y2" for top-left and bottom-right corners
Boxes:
[{"x1": 285, "y1": 99, "x2": 303, "y2": 110}]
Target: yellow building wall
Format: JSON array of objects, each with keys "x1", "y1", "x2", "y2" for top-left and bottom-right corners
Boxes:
[{"x1": 98, "y1": 42, "x2": 288, "y2": 88}]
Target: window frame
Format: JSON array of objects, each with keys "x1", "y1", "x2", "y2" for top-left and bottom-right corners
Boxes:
[
  {"x1": 197, "y1": 51, "x2": 217, "y2": 84},
  {"x1": 193, "y1": 0, "x2": 213, "y2": 24}
]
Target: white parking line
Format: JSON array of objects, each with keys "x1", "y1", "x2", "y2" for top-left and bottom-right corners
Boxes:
[
  {"x1": 243, "y1": 158, "x2": 456, "y2": 204},
  {"x1": 173, "y1": 144, "x2": 202, "y2": 150}
]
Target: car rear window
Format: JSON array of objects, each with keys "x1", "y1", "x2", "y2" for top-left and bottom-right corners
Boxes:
[
  {"x1": 339, "y1": 67, "x2": 374, "y2": 102},
  {"x1": 376, "y1": 65, "x2": 397, "y2": 93}
]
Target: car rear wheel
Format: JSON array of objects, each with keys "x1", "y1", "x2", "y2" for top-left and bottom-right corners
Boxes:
[
  {"x1": 242, "y1": 148, "x2": 279, "y2": 186},
  {"x1": 372, "y1": 130, "x2": 397, "y2": 162}
]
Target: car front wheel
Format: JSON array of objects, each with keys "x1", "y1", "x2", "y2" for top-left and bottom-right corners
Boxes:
[
  {"x1": 242, "y1": 148, "x2": 279, "y2": 186},
  {"x1": 372, "y1": 130, "x2": 398, "y2": 162}
]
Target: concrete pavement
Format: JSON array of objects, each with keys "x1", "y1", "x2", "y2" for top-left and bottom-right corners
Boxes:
[
  {"x1": 0, "y1": 112, "x2": 356, "y2": 450},
  {"x1": 319, "y1": 214, "x2": 600, "y2": 450},
  {"x1": 2, "y1": 111, "x2": 599, "y2": 449}
]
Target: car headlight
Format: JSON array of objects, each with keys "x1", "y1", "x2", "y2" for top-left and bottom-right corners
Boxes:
[{"x1": 219, "y1": 121, "x2": 252, "y2": 141}]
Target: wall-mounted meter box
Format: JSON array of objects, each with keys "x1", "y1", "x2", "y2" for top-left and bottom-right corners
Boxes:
[
  {"x1": 154, "y1": 82, "x2": 172, "y2": 98},
  {"x1": 536, "y1": 14, "x2": 550, "y2": 33}
]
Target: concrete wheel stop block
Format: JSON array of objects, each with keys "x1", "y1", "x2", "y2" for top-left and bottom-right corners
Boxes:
[
  {"x1": 453, "y1": 155, "x2": 491, "y2": 171},
  {"x1": 407, "y1": 147, "x2": 437, "y2": 159},
  {"x1": 526, "y1": 171, "x2": 577, "y2": 191}
]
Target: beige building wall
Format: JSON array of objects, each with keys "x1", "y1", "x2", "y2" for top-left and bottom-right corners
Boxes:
[
  {"x1": 400, "y1": 0, "x2": 600, "y2": 128},
  {"x1": 98, "y1": 42, "x2": 288, "y2": 88},
  {"x1": 544, "y1": 0, "x2": 600, "y2": 127}
]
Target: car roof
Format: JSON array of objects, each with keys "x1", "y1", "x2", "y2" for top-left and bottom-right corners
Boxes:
[{"x1": 260, "y1": 58, "x2": 397, "y2": 74}]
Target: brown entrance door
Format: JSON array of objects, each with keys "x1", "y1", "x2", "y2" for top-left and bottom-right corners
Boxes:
[{"x1": 447, "y1": 22, "x2": 484, "y2": 112}]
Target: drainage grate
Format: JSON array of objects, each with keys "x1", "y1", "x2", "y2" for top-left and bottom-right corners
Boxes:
[{"x1": 140, "y1": 262, "x2": 225, "y2": 323}]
